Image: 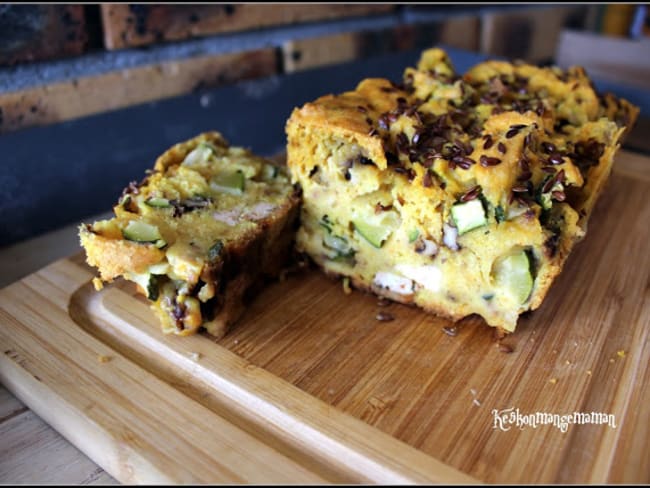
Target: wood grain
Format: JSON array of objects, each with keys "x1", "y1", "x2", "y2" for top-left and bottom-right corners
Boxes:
[
  {"x1": 101, "y1": 4, "x2": 394, "y2": 50},
  {"x1": 480, "y1": 6, "x2": 588, "y2": 62},
  {"x1": 0, "y1": 396, "x2": 117, "y2": 484},
  {"x1": 0, "y1": 152, "x2": 648, "y2": 483},
  {"x1": 0, "y1": 264, "x2": 474, "y2": 483},
  {"x1": 282, "y1": 17, "x2": 481, "y2": 74},
  {"x1": 283, "y1": 32, "x2": 360, "y2": 73},
  {"x1": 0, "y1": 385, "x2": 26, "y2": 422},
  {"x1": 0, "y1": 49, "x2": 276, "y2": 134},
  {"x1": 556, "y1": 30, "x2": 650, "y2": 90}
]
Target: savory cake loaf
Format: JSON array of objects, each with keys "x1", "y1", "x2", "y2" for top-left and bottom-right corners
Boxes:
[
  {"x1": 286, "y1": 48, "x2": 638, "y2": 333},
  {"x1": 80, "y1": 132, "x2": 300, "y2": 337}
]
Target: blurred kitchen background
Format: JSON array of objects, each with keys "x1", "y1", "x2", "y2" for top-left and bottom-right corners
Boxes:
[
  {"x1": 0, "y1": 3, "x2": 649, "y2": 260},
  {"x1": 0, "y1": 3, "x2": 648, "y2": 134}
]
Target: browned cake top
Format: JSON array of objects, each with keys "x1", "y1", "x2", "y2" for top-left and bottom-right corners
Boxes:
[{"x1": 288, "y1": 48, "x2": 638, "y2": 221}]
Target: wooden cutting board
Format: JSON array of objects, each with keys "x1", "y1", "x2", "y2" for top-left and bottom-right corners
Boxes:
[{"x1": 1, "y1": 150, "x2": 648, "y2": 484}]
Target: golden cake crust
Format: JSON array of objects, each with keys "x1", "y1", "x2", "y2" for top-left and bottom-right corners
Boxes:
[
  {"x1": 286, "y1": 48, "x2": 638, "y2": 333},
  {"x1": 80, "y1": 132, "x2": 300, "y2": 337}
]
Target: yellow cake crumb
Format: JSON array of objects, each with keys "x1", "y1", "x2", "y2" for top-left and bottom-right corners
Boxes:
[{"x1": 342, "y1": 276, "x2": 352, "y2": 295}]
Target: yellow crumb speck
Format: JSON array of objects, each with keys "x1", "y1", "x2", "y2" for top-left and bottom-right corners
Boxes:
[
  {"x1": 586, "y1": 370, "x2": 592, "y2": 376},
  {"x1": 552, "y1": 349, "x2": 558, "y2": 354},
  {"x1": 97, "y1": 354, "x2": 111, "y2": 363},
  {"x1": 565, "y1": 359, "x2": 572, "y2": 365},
  {"x1": 92, "y1": 277, "x2": 104, "y2": 291},
  {"x1": 617, "y1": 350, "x2": 626, "y2": 358},
  {"x1": 549, "y1": 377, "x2": 558, "y2": 384},
  {"x1": 342, "y1": 277, "x2": 352, "y2": 295},
  {"x1": 609, "y1": 358, "x2": 615, "y2": 363}
]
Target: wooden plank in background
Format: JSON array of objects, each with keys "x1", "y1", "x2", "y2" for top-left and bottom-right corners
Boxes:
[
  {"x1": 0, "y1": 390, "x2": 117, "y2": 484},
  {"x1": 556, "y1": 30, "x2": 650, "y2": 90},
  {"x1": 100, "y1": 4, "x2": 394, "y2": 50},
  {"x1": 283, "y1": 32, "x2": 360, "y2": 73},
  {"x1": 480, "y1": 6, "x2": 590, "y2": 63},
  {"x1": 0, "y1": 49, "x2": 276, "y2": 133},
  {"x1": 357, "y1": 16, "x2": 481, "y2": 57},
  {"x1": 0, "y1": 5, "x2": 88, "y2": 66},
  {"x1": 0, "y1": 385, "x2": 26, "y2": 421},
  {"x1": 282, "y1": 17, "x2": 481, "y2": 74},
  {"x1": 436, "y1": 15, "x2": 482, "y2": 52}
]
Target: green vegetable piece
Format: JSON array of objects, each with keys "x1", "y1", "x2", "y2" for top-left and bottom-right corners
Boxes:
[
  {"x1": 208, "y1": 240, "x2": 224, "y2": 261},
  {"x1": 354, "y1": 220, "x2": 392, "y2": 248},
  {"x1": 211, "y1": 170, "x2": 245, "y2": 195},
  {"x1": 495, "y1": 205, "x2": 506, "y2": 223},
  {"x1": 451, "y1": 199, "x2": 487, "y2": 235},
  {"x1": 494, "y1": 250, "x2": 534, "y2": 304},
  {"x1": 145, "y1": 197, "x2": 172, "y2": 208},
  {"x1": 537, "y1": 176, "x2": 565, "y2": 211},
  {"x1": 123, "y1": 221, "x2": 165, "y2": 245},
  {"x1": 319, "y1": 215, "x2": 334, "y2": 233},
  {"x1": 408, "y1": 229, "x2": 420, "y2": 243},
  {"x1": 323, "y1": 232, "x2": 354, "y2": 258},
  {"x1": 183, "y1": 142, "x2": 215, "y2": 166},
  {"x1": 147, "y1": 275, "x2": 160, "y2": 301}
]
